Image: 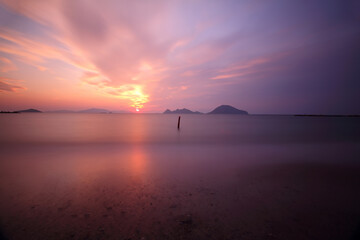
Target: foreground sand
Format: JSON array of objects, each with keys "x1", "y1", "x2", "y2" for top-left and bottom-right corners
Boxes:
[{"x1": 0, "y1": 143, "x2": 359, "y2": 240}]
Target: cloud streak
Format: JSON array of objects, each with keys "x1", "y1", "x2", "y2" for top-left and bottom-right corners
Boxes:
[
  {"x1": 0, "y1": 0, "x2": 359, "y2": 113},
  {"x1": 0, "y1": 56, "x2": 16, "y2": 72},
  {"x1": 0, "y1": 77, "x2": 25, "y2": 92}
]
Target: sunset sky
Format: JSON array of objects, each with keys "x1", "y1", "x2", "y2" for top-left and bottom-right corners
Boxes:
[{"x1": 0, "y1": 0, "x2": 359, "y2": 114}]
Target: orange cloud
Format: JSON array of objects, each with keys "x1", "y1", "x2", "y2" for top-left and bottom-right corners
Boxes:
[
  {"x1": 218, "y1": 58, "x2": 270, "y2": 73},
  {"x1": 211, "y1": 57, "x2": 271, "y2": 80},
  {"x1": 0, "y1": 56, "x2": 17, "y2": 72},
  {"x1": 80, "y1": 71, "x2": 111, "y2": 88},
  {"x1": 0, "y1": 77, "x2": 25, "y2": 92},
  {"x1": 211, "y1": 72, "x2": 249, "y2": 80},
  {"x1": 0, "y1": 28, "x2": 97, "y2": 71},
  {"x1": 0, "y1": 0, "x2": 274, "y2": 111}
]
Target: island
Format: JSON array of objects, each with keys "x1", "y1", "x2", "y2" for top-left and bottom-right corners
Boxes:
[
  {"x1": 47, "y1": 110, "x2": 75, "y2": 113},
  {"x1": 208, "y1": 105, "x2": 248, "y2": 114},
  {"x1": 0, "y1": 111, "x2": 19, "y2": 114},
  {"x1": 163, "y1": 108, "x2": 203, "y2": 114},
  {"x1": 17, "y1": 109, "x2": 42, "y2": 113},
  {"x1": 46, "y1": 109, "x2": 130, "y2": 113},
  {"x1": 1, "y1": 108, "x2": 41, "y2": 113}
]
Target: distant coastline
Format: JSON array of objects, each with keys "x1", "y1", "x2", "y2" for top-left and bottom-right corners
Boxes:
[
  {"x1": 0, "y1": 109, "x2": 41, "y2": 113},
  {"x1": 164, "y1": 105, "x2": 248, "y2": 115},
  {"x1": 294, "y1": 114, "x2": 360, "y2": 118},
  {"x1": 0, "y1": 111, "x2": 19, "y2": 114},
  {"x1": 1, "y1": 107, "x2": 359, "y2": 116},
  {"x1": 0, "y1": 108, "x2": 130, "y2": 114}
]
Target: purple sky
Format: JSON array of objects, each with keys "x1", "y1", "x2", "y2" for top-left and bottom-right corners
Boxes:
[{"x1": 0, "y1": 0, "x2": 359, "y2": 114}]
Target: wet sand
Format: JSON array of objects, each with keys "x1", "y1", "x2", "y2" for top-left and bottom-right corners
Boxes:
[{"x1": 0, "y1": 143, "x2": 359, "y2": 240}]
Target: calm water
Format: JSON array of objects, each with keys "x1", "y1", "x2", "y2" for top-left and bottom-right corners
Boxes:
[
  {"x1": 0, "y1": 113, "x2": 359, "y2": 145},
  {"x1": 0, "y1": 113, "x2": 359, "y2": 240}
]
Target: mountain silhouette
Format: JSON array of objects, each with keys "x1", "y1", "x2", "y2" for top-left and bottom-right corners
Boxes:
[
  {"x1": 208, "y1": 105, "x2": 248, "y2": 114},
  {"x1": 46, "y1": 109, "x2": 130, "y2": 113},
  {"x1": 47, "y1": 110, "x2": 75, "y2": 113},
  {"x1": 17, "y1": 108, "x2": 42, "y2": 113},
  {"x1": 164, "y1": 108, "x2": 202, "y2": 114}
]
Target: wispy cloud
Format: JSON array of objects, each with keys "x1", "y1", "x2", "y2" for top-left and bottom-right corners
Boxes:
[
  {"x1": 0, "y1": 0, "x2": 359, "y2": 113},
  {"x1": 0, "y1": 28, "x2": 96, "y2": 71},
  {"x1": 0, "y1": 77, "x2": 25, "y2": 92},
  {"x1": 0, "y1": 0, "x2": 251, "y2": 110},
  {"x1": 0, "y1": 56, "x2": 16, "y2": 72},
  {"x1": 211, "y1": 58, "x2": 271, "y2": 80}
]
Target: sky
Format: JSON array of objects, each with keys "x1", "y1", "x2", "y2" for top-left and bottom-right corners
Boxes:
[{"x1": 0, "y1": 0, "x2": 359, "y2": 114}]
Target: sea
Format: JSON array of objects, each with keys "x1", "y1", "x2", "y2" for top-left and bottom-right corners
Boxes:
[
  {"x1": 1, "y1": 113, "x2": 359, "y2": 145},
  {"x1": 0, "y1": 113, "x2": 359, "y2": 239}
]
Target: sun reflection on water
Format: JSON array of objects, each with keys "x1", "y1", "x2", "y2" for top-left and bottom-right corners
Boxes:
[{"x1": 129, "y1": 147, "x2": 147, "y2": 179}]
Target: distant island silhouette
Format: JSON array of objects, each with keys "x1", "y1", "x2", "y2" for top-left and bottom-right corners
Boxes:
[
  {"x1": 164, "y1": 108, "x2": 203, "y2": 114},
  {"x1": 48, "y1": 108, "x2": 130, "y2": 113},
  {"x1": 208, "y1": 105, "x2": 248, "y2": 114},
  {"x1": 18, "y1": 109, "x2": 42, "y2": 113},
  {"x1": 0, "y1": 111, "x2": 19, "y2": 114},
  {"x1": 1, "y1": 109, "x2": 42, "y2": 114},
  {"x1": 164, "y1": 105, "x2": 248, "y2": 115},
  {"x1": 47, "y1": 110, "x2": 75, "y2": 113},
  {"x1": 1, "y1": 108, "x2": 131, "y2": 114},
  {"x1": 1, "y1": 106, "x2": 359, "y2": 116}
]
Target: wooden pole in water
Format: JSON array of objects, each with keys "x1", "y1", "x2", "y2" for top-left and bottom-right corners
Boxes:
[{"x1": 177, "y1": 116, "x2": 181, "y2": 129}]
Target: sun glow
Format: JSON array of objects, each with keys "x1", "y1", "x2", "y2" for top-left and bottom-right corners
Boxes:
[{"x1": 105, "y1": 84, "x2": 149, "y2": 110}]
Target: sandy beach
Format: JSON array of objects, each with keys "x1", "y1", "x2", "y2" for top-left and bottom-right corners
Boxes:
[{"x1": 1, "y1": 141, "x2": 359, "y2": 240}]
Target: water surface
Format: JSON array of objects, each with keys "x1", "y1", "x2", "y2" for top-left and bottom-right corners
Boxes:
[{"x1": 0, "y1": 114, "x2": 359, "y2": 239}]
